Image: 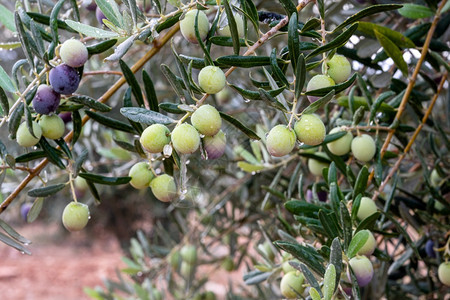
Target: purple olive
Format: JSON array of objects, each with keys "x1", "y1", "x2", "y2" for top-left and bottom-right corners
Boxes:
[
  {"x1": 49, "y1": 64, "x2": 80, "y2": 95},
  {"x1": 425, "y1": 240, "x2": 436, "y2": 258},
  {"x1": 59, "y1": 112, "x2": 72, "y2": 123},
  {"x1": 82, "y1": 0, "x2": 97, "y2": 11},
  {"x1": 96, "y1": 7, "x2": 107, "y2": 25},
  {"x1": 20, "y1": 203, "x2": 33, "y2": 221},
  {"x1": 32, "y1": 84, "x2": 61, "y2": 115}
]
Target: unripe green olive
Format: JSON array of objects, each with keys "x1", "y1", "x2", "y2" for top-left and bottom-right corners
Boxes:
[
  {"x1": 74, "y1": 176, "x2": 89, "y2": 191},
  {"x1": 180, "y1": 261, "x2": 194, "y2": 278},
  {"x1": 356, "y1": 197, "x2": 377, "y2": 220},
  {"x1": 150, "y1": 174, "x2": 177, "y2": 202},
  {"x1": 280, "y1": 271, "x2": 305, "y2": 299},
  {"x1": 198, "y1": 66, "x2": 226, "y2": 94},
  {"x1": 327, "y1": 126, "x2": 353, "y2": 156},
  {"x1": 60, "y1": 39, "x2": 88, "y2": 68},
  {"x1": 430, "y1": 169, "x2": 442, "y2": 187},
  {"x1": 349, "y1": 256, "x2": 373, "y2": 287},
  {"x1": 221, "y1": 257, "x2": 235, "y2": 271},
  {"x1": 16, "y1": 121, "x2": 42, "y2": 147},
  {"x1": 171, "y1": 123, "x2": 200, "y2": 154},
  {"x1": 326, "y1": 54, "x2": 352, "y2": 83},
  {"x1": 218, "y1": 14, "x2": 245, "y2": 38},
  {"x1": 62, "y1": 201, "x2": 90, "y2": 232},
  {"x1": 351, "y1": 134, "x2": 376, "y2": 162},
  {"x1": 266, "y1": 125, "x2": 296, "y2": 157},
  {"x1": 38, "y1": 114, "x2": 65, "y2": 140},
  {"x1": 140, "y1": 124, "x2": 171, "y2": 153},
  {"x1": 259, "y1": 241, "x2": 275, "y2": 261},
  {"x1": 128, "y1": 162, "x2": 154, "y2": 189},
  {"x1": 357, "y1": 230, "x2": 376, "y2": 256},
  {"x1": 180, "y1": 9, "x2": 210, "y2": 44},
  {"x1": 294, "y1": 114, "x2": 326, "y2": 146},
  {"x1": 191, "y1": 104, "x2": 222, "y2": 136},
  {"x1": 308, "y1": 152, "x2": 330, "y2": 177},
  {"x1": 180, "y1": 244, "x2": 197, "y2": 265},
  {"x1": 306, "y1": 75, "x2": 335, "y2": 103},
  {"x1": 438, "y1": 262, "x2": 450, "y2": 286},
  {"x1": 169, "y1": 250, "x2": 181, "y2": 270}
]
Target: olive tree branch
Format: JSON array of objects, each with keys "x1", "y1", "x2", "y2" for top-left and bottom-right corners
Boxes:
[
  {"x1": 367, "y1": 0, "x2": 448, "y2": 185},
  {"x1": 372, "y1": 72, "x2": 448, "y2": 200},
  {"x1": 0, "y1": 23, "x2": 181, "y2": 214}
]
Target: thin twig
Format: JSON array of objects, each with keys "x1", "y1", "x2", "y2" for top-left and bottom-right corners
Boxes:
[
  {"x1": 372, "y1": 72, "x2": 448, "y2": 200},
  {"x1": 367, "y1": 0, "x2": 447, "y2": 184}
]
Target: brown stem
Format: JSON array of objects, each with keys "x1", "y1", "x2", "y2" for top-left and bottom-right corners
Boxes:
[
  {"x1": 0, "y1": 23, "x2": 180, "y2": 214},
  {"x1": 372, "y1": 72, "x2": 448, "y2": 200},
  {"x1": 367, "y1": 0, "x2": 447, "y2": 184}
]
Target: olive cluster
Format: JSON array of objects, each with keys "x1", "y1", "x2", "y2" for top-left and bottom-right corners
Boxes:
[
  {"x1": 129, "y1": 104, "x2": 226, "y2": 201},
  {"x1": 17, "y1": 39, "x2": 88, "y2": 148}
]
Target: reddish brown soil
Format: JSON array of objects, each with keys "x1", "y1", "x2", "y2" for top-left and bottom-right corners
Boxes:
[{"x1": 0, "y1": 222, "x2": 124, "y2": 300}]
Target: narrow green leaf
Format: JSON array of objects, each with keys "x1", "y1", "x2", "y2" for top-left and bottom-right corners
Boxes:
[
  {"x1": 85, "y1": 110, "x2": 136, "y2": 133},
  {"x1": 27, "y1": 197, "x2": 44, "y2": 223},
  {"x1": 95, "y1": 0, "x2": 122, "y2": 27},
  {"x1": 49, "y1": 0, "x2": 66, "y2": 46},
  {"x1": 158, "y1": 102, "x2": 184, "y2": 114},
  {"x1": 330, "y1": 238, "x2": 342, "y2": 288},
  {"x1": 309, "y1": 288, "x2": 322, "y2": 300},
  {"x1": 295, "y1": 54, "x2": 306, "y2": 100},
  {"x1": 209, "y1": 36, "x2": 253, "y2": 47},
  {"x1": 353, "y1": 166, "x2": 369, "y2": 200},
  {"x1": 274, "y1": 241, "x2": 326, "y2": 276},
  {"x1": 28, "y1": 183, "x2": 66, "y2": 197},
  {"x1": 306, "y1": 23, "x2": 358, "y2": 60},
  {"x1": 160, "y1": 64, "x2": 187, "y2": 101},
  {"x1": 219, "y1": 112, "x2": 260, "y2": 140},
  {"x1": 0, "y1": 219, "x2": 31, "y2": 244},
  {"x1": 358, "y1": 22, "x2": 415, "y2": 49},
  {"x1": 278, "y1": 0, "x2": 297, "y2": 16},
  {"x1": 78, "y1": 172, "x2": 131, "y2": 185},
  {"x1": 0, "y1": 87, "x2": 9, "y2": 115},
  {"x1": 73, "y1": 149, "x2": 88, "y2": 177},
  {"x1": 317, "y1": 0, "x2": 325, "y2": 19},
  {"x1": 120, "y1": 107, "x2": 174, "y2": 125},
  {"x1": 347, "y1": 230, "x2": 369, "y2": 258},
  {"x1": 216, "y1": 55, "x2": 286, "y2": 68},
  {"x1": 155, "y1": 11, "x2": 182, "y2": 33},
  {"x1": 323, "y1": 264, "x2": 336, "y2": 300},
  {"x1": 270, "y1": 49, "x2": 289, "y2": 87},
  {"x1": 14, "y1": 12, "x2": 34, "y2": 69},
  {"x1": 399, "y1": 4, "x2": 434, "y2": 19},
  {"x1": 300, "y1": 264, "x2": 323, "y2": 297},
  {"x1": 65, "y1": 20, "x2": 119, "y2": 38},
  {"x1": 105, "y1": 35, "x2": 136, "y2": 62},
  {"x1": 305, "y1": 73, "x2": 357, "y2": 96},
  {"x1": 318, "y1": 210, "x2": 340, "y2": 239},
  {"x1": 340, "y1": 201, "x2": 352, "y2": 251},
  {"x1": 71, "y1": 110, "x2": 82, "y2": 146},
  {"x1": 0, "y1": 232, "x2": 31, "y2": 255},
  {"x1": 288, "y1": 12, "x2": 299, "y2": 70},
  {"x1": 39, "y1": 138, "x2": 65, "y2": 169},
  {"x1": 374, "y1": 30, "x2": 408, "y2": 76},
  {"x1": 223, "y1": 0, "x2": 240, "y2": 55},
  {"x1": 333, "y1": 4, "x2": 403, "y2": 33},
  {"x1": 301, "y1": 18, "x2": 321, "y2": 32},
  {"x1": 229, "y1": 84, "x2": 285, "y2": 101},
  {"x1": 142, "y1": 70, "x2": 159, "y2": 112},
  {"x1": 0, "y1": 4, "x2": 15, "y2": 32},
  {"x1": 86, "y1": 39, "x2": 117, "y2": 55},
  {"x1": 240, "y1": 0, "x2": 259, "y2": 33},
  {"x1": 119, "y1": 59, "x2": 144, "y2": 107},
  {"x1": 67, "y1": 95, "x2": 111, "y2": 112},
  {"x1": 302, "y1": 90, "x2": 334, "y2": 114},
  {"x1": 8, "y1": 102, "x2": 24, "y2": 139},
  {"x1": 285, "y1": 200, "x2": 324, "y2": 215}
]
